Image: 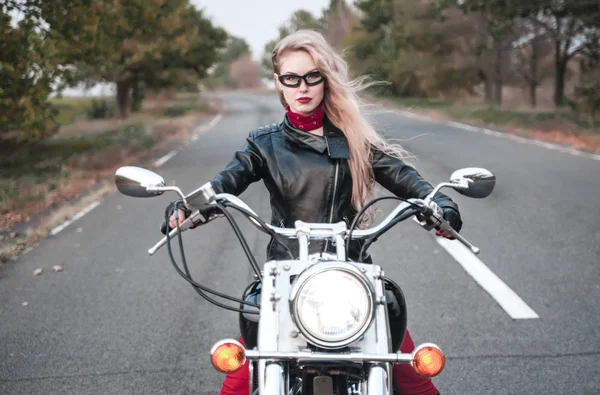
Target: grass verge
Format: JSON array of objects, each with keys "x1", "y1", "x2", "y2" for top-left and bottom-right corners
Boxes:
[
  {"x1": 1, "y1": 123, "x2": 153, "y2": 228},
  {"x1": 163, "y1": 97, "x2": 213, "y2": 118},
  {"x1": 0, "y1": 95, "x2": 221, "y2": 261},
  {"x1": 49, "y1": 96, "x2": 106, "y2": 125}
]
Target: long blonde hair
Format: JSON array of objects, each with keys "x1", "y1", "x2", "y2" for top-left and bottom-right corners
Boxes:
[{"x1": 272, "y1": 30, "x2": 412, "y2": 212}]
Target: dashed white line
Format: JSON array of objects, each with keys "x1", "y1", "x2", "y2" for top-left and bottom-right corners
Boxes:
[
  {"x1": 401, "y1": 110, "x2": 600, "y2": 161},
  {"x1": 155, "y1": 112, "x2": 223, "y2": 163},
  {"x1": 193, "y1": 113, "x2": 223, "y2": 140},
  {"x1": 436, "y1": 237, "x2": 540, "y2": 319},
  {"x1": 153, "y1": 150, "x2": 177, "y2": 167},
  {"x1": 49, "y1": 201, "x2": 101, "y2": 236}
]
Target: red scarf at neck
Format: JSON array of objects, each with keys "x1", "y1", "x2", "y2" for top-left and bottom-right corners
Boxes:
[{"x1": 286, "y1": 104, "x2": 324, "y2": 132}]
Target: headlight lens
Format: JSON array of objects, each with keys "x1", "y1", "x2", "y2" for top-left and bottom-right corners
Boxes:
[{"x1": 291, "y1": 266, "x2": 374, "y2": 348}]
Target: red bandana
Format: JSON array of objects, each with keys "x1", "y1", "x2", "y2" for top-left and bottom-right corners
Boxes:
[{"x1": 286, "y1": 104, "x2": 324, "y2": 132}]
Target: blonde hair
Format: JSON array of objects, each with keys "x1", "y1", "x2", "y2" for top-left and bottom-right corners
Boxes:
[{"x1": 272, "y1": 30, "x2": 412, "y2": 213}]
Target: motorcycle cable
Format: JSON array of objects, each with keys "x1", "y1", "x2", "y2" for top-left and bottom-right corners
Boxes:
[
  {"x1": 213, "y1": 201, "x2": 263, "y2": 282},
  {"x1": 168, "y1": 209, "x2": 260, "y2": 313},
  {"x1": 346, "y1": 196, "x2": 423, "y2": 261},
  {"x1": 357, "y1": 205, "x2": 419, "y2": 262},
  {"x1": 221, "y1": 200, "x2": 294, "y2": 260},
  {"x1": 164, "y1": 206, "x2": 260, "y2": 313}
]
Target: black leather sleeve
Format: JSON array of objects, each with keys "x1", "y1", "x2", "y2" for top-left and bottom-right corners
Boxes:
[
  {"x1": 209, "y1": 135, "x2": 264, "y2": 195},
  {"x1": 370, "y1": 148, "x2": 460, "y2": 214}
]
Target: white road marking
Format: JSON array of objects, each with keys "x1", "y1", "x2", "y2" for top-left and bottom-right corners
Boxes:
[
  {"x1": 153, "y1": 150, "x2": 177, "y2": 167},
  {"x1": 193, "y1": 113, "x2": 223, "y2": 137},
  {"x1": 49, "y1": 201, "x2": 101, "y2": 236},
  {"x1": 400, "y1": 110, "x2": 600, "y2": 161},
  {"x1": 156, "y1": 111, "x2": 223, "y2": 159},
  {"x1": 436, "y1": 237, "x2": 540, "y2": 319}
]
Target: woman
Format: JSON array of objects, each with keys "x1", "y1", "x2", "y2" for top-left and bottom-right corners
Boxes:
[{"x1": 169, "y1": 30, "x2": 460, "y2": 395}]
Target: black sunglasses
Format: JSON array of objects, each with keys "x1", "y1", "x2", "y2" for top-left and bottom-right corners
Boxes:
[{"x1": 278, "y1": 71, "x2": 325, "y2": 88}]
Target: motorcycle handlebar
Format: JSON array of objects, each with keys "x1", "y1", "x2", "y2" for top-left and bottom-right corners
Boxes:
[{"x1": 148, "y1": 189, "x2": 481, "y2": 256}]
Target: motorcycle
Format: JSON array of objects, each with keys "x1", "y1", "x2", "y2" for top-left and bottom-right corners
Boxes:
[{"x1": 114, "y1": 165, "x2": 495, "y2": 395}]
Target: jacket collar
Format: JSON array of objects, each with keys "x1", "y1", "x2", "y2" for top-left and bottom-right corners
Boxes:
[{"x1": 283, "y1": 115, "x2": 350, "y2": 159}]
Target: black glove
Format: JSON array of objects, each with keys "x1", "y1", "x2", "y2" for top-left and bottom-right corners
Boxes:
[
  {"x1": 160, "y1": 200, "x2": 192, "y2": 235},
  {"x1": 441, "y1": 206, "x2": 462, "y2": 233}
]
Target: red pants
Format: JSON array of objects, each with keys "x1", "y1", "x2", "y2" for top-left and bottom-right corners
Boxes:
[{"x1": 218, "y1": 330, "x2": 438, "y2": 395}]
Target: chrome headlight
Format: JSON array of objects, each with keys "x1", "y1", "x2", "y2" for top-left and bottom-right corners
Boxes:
[{"x1": 289, "y1": 263, "x2": 375, "y2": 349}]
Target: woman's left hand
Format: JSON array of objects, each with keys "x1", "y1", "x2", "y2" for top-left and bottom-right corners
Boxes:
[
  {"x1": 435, "y1": 229, "x2": 454, "y2": 238},
  {"x1": 436, "y1": 207, "x2": 462, "y2": 239}
]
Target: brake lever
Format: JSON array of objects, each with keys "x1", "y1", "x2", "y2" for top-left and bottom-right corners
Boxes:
[
  {"x1": 148, "y1": 210, "x2": 205, "y2": 255},
  {"x1": 437, "y1": 221, "x2": 480, "y2": 255},
  {"x1": 413, "y1": 200, "x2": 481, "y2": 255}
]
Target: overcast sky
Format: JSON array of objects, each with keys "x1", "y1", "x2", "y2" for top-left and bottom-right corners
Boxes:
[{"x1": 191, "y1": 0, "x2": 331, "y2": 59}]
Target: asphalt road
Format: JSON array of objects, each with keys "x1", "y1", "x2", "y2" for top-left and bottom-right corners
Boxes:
[{"x1": 1, "y1": 92, "x2": 599, "y2": 395}]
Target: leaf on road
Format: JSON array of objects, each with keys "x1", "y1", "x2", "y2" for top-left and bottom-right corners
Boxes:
[
  {"x1": 52, "y1": 265, "x2": 64, "y2": 272},
  {"x1": 33, "y1": 268, "x2": 43, "y2": 275}
]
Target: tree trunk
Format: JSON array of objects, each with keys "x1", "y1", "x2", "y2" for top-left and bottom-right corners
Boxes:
[
  {"x1": 553, "y1": 17, "x2": 566, "y2": 107},
  {"x1": 555, "y1": 56, "x2": 567, "y2": 107},
  {"x1": 494, "y1": 45, "x2": 503, "y2": 107},
  {"x1": 530, "y1": 83, "x2": 537, "y2": 108},
  {"x1": 116, "y1": 80, "x2": 130, "y2": 119},
  {"x1": 131, "y1": 74, "x2": 144, "y2": 113},
  {"x1": 479, "y1": 70, "x2": 493, "y2": 105},
  {"x1": 530, "y1": 27, "x2": 539, "y2": 108}
]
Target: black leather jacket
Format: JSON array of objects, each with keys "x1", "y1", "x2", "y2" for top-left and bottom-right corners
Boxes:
[{"x1": 208, "y1": 115, "x2": 461, "y2": 261}]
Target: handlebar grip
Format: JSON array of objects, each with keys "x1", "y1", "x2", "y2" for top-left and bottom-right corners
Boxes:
[
  {"x1": 148, "y1": 227, "x2": 179, "y2": 255},
  {"x1": 148, "y1": 211, "x2": 204, "y2": 255}
]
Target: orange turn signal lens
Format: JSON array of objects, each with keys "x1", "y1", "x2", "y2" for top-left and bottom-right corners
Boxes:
[
  {"x1": 210, "y1": 339, "x2": 246, "y2": 374},
  {"x1": 411, "y1": 344, "x2": 445, "y2": 378}
]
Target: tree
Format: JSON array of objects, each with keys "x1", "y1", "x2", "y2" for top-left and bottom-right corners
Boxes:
[
  {"x1": 349, "y1": 0, "x2": 397, "y2": 93},
  {"x1": 515, "y1": 0, "x2": 599, "y2": 106},
  {"x1": 574, "y1": 56, "x2": 600, "y2": 118},
  {"x1": 211, "y1": 36, "x2": 252, "y2": 88},
  {"x1": 441, "y1": 0, "x2": 600, "y2": 107},
  {"x1": 229, "y1": 57, "x2": 264, "y2": 89},
  {"x1": 320, "y1": 0, "x2": 359, "y2": 49},
  {"x1": 573, "y1": 29, "x2": 600, "y2": 117},
  {"x1": 75, "y1": 0, "x2": 227, "y2": 118},
  {"x1": 512, "y1": 18, "x2": 554, "y2": 107},
  {"x1": 454, "y1": 0, "x2": 523, "y2": 106},
  {"x1": 0, "y1": 0, "x2": 105, "y2": 141},
  {"x1": 348, "y1": 0, "x2": 481, "y2": 97},
  {"x1": 261, "y1": 10, "x2": 324, "y2": 76}
]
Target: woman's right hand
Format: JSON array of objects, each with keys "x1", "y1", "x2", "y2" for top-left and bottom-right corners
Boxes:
[
  {"x1": 169, "y1": 209, "x2": 188, "y2": 229},
  {"x1": 160, "y1": 201, "x2": 192, "y2": 235}
]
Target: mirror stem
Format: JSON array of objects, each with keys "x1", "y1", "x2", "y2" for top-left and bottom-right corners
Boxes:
[
  {"x1": 425, "y1": 182, "x2": 466, "y2": 204},
  {"x1": 147, "y1": 186, "x2": 187, "y2": 202}
]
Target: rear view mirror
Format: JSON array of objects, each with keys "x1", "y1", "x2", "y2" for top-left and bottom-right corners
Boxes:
[
  {"x1": 115, "y1": 166, "x2": 166, "y2": 198},
  {"x1": 449, "y1": 168, "x2": 495, "y2": 199}
]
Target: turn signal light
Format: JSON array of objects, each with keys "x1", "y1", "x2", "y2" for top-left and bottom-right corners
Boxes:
[
  {"x1": 411, "y1": 344, "x2": 445, "y2": 378},
  {"x1": 210, "y1": 339, "x2": 246, "y2": 373}
]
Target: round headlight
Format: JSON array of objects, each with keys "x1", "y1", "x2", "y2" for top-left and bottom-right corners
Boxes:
[{"x1": 290, "y1": 264, "x2": 374, "y2": 348}]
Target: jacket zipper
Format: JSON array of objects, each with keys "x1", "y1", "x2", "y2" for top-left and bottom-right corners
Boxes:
[
  {"x1": 329, "y1": 161, "x2": 340, "y2": 223},
  {"x1": 324, "y1": 160, "x2": 340, "y2": 253}
]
